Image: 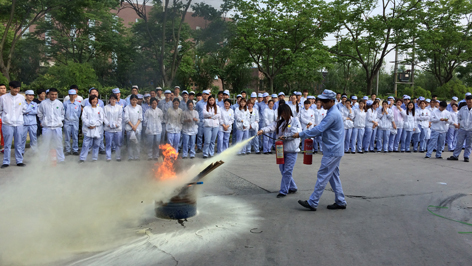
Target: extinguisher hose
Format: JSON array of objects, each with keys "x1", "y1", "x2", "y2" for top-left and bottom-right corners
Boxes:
[{"x1": 262, "y1": 133, "x2": 295, "y2": 141}]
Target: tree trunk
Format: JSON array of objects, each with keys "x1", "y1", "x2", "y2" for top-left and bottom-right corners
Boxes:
[
  {"x1": 366, "y1": 76, "x2": 373, "y2": 96},
  {"x1": 268, "y1": 77, "x2": 274, "y2": 94}
]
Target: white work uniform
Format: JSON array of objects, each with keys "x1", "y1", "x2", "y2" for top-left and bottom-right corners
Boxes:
[
  {"x1": 0, "y1": 93, "x2": 26, "y2": 165},
  {"x1": 124, "y1": 104, "x2": 143, "y2": 160},
  {"x1": 181, "y1": 109, "x2": 199, "y2": 158},
  {"x1": 217, "y1": 107, "x2": 234, "y2": 153},
  {"x1": 37, "y1": 98, "x2": 65, "y2": 162},
  {"x1": 144, "y1": 107, "x2": 164, "y2": 159},
  {"x1": 104, "y1": 104, "x2": 123, "y2": 161},
  {"x1": 80, "y1": 105, "x2": 104, "y2": 161}
]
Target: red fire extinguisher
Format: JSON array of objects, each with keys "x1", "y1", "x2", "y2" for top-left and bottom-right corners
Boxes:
[
  {"x1": 303, "y1": 139, "x2": 313, "y2": 165},
  {"x1": 275, "y1": 140, "x2": 284, "y2": 164}
]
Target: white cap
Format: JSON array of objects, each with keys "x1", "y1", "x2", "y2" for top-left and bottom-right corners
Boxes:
[
  {"x1": 452, "y1": 96, "x2": 458, "y2": 101},
  {"x1": 363, "y1": 96, "x2": 368, "y2": 100},
  {"x1": 112, "y1": 88, "x2": 120, "y2": 94},
  {"x1": 189, "y1": 91, "x2": 195, "y2": 95},
  {"x1": 223, "y1": 90, "x2": 230, "y2": 95},
  {"x1": 352, "y1": 96, "x2": 358, "y2": 100},
  {"x1": 403, "y1": 95, "x2": 411, "y2": 100},
  {"x1": 317, "y1": 90, "x2": 336, "y2": 100},
  {"x1": 203, "y1": 90, "x2": 210, "y2": 95},
  {"x1": 466, "y1": 92, "x2": 471, "y2": 96},
  {"x1": 251, "y1": 92, "x2": 257, "y2": 98},
  {"x1": 278, "y1": 92, "x2": 285, "y2": 96},
  {"x1": 174, "y1": 86, "x2": 180, "y2": 89},
  {"x1": 257, "y1": 93, "x2": 263, "y2": 97},
  {"x1": 144, "y1": 93, "x2": 150, "y2": 97},
  {"x1": 387, "y1": 96, "x2": 393, "y2": 99},
  {"x1": 137, "y1": 94, "x2": 143, "y2": 99},
  {"x1": 182, "y1": 90, "x2": 188, "y2": 95},
  {"x1": 263, "y1": 92, "x2": 269, "y2": 97},
  {"x1": 67, "y1": 89, "x2": 76, "y2": 95},
  {"x1": 295, "y1": 91, "x2": 302, "y2": 96},
  {"x1": 271, "y1": 94, "x2": 277, "y2": 98},
  {"x1": 25, "y1": 90, "x2": 35, "y2": 95},
  {"x1": 132, "y1": 85, "x2": 139, "y2": 89},
  {"x1": 426, "y1": 99, "x2": 431, "y2": 103},
  {"x1": 156, "y1": 87, "x2": 162, "y2": 90},
  {"x1": 237, "y1": 94, "x2": 242, "y2": 98},
  {"x1": 307, "y1": 96, "x2": 315, "y2": 99},
  {"x1": 164, "y1": 90, "x2": 171, "y2": 94}
]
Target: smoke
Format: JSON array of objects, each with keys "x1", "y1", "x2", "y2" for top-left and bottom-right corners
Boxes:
[{"x1": 0, "y1": 136, "x2": 256, "y2": 265}]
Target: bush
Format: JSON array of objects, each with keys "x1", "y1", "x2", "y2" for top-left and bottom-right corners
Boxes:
[
  {"x1": 400, "y1": 86, "x2": 431, "y2": 99},
  {"x1": 434, "y1": 80, "x2": 471, "y2": 100},
  {"x1": 0, "y1": 72, "x2": 8, "y2": 85}
]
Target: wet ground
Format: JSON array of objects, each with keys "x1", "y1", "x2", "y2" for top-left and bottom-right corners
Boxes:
[{"x1": 1, "y1": 148, "x2": 471, "y2": 265}]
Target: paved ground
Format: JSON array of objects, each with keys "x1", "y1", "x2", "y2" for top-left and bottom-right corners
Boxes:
[{"x1": 0, "y1": 147, "x2": 471, "y2": 265}]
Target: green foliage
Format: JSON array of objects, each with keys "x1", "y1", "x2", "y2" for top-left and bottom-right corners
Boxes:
[
  {"x1": 30, "y1": 61, "x2": 99, "y2": 96},
  {"x1": 434, "y1": 79, "x2": 471, "y2": 100},
  {"x1": 0, "y1": 72, "x2": 8, "y2": 84},
  {"x1": 400, "y1": 86, "x2": 431, "y2": 99}
]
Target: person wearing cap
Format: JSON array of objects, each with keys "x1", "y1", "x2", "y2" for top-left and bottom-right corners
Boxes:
[
  {"x1": 0, "y1": 81, "x2": 26, "y2": 168},
  {"x1": 376, "y1": 100, "x2": 394, "y2": 153},
  {"x1": 217, "y1": 99, "x2": 234, "y2": 154},
  {"x1": 216, "y1": 91, "x2": 225, "y2": 109},
  {"x1": 202, "y1": 95, "x2": 221, "y2": 158},
  {"x1": 292, "y1": 89, "x2": 347, "y2": 210},
  {"x1": 245, "y1": 99, "x2": 260, "y2": 154},
  {"x1": 295, "y1": 91, "x2": 302, "y2": 106},
  {"x1": 126, "y1": 85, "x2": 139, "y2": 105},
  {"x1": 63, "y1": 89, "x2": 82, "y2": 156},
  {"x1": 447, "y1": 95, "x2": 472, "y2": 162},
  {"x1": 447, "y1": 97, "x2": 458, "y2": 112},
  {"x1": 189, "y1": 91, "x2": 196, "y2": 105},
  {"x1": 82, "y1": 87, "x2": 105, "y2": 154},
  {"x1": 155, "y1": 87, "x2": 165, "y2": 100},
  {"x1": 351, "y1": 100, "x2": 366, "y2": 153},
  {"x1": 158, "y1": 90, "x2": 173, "y2": 144},
  {"x1": 179, "y1": 90, "x2": 190, "y2": 111},
  {"x1": 79, "y1": 94, "x2": 104, "y2": 163},
  {"x1": 274, "y1": 92, "x2": 285, "y2": 110},
  {"x1": 21, "y1": 90, "x2": 38, "y2": 155},
  {"x1": 300, "y1": 99, "x2": 316, "y2": 152},
  {"x1": 63, "y1": 85, "x2": 84, "y2": 104},
  {"x1": 235, "y1": 98, "x2": 250, "y2": 154},
  {"x1": 142, "y1": 93, "x2": 151, "y2": 113},
  {"x1": 271, "y1": 94, "x2": 278, "y2": 103},
  {"x1": 136, "y1": 94, "x2": 144, "y2": 105},
  {"x1": 37, "y1": 88, "x2": 65, "y2": 164},
  {"x1": 165, "y1": 98, "x2": 183, "y2": 151},
  {"x1": 262, "y1": 99, "x2": 276, "y2": 154},
  {"x1": 257, "y1": 92, "x2": 270, "y2": 152},
  {"x1": 446, "y1": 103, "x2": 459, "y2": 151},
  {"x1": 257, "y1": 93, "x2": 263, "y2": 104},
  {"x1": 103, "y1": 94, "x2": 123, "y2": 162},
  {"x1": 223, "y1": 90, "x2": 230, "y2": 101},
  {"x1": 124, "y1": 94, "x2": 143, "y2": 160},
  {"x1": 112, "y1": 88, "x2": 127, "y2": 150},
  {"x1": 351, "y1": 96, "x2": 359, "y2": 110},
  {"x1": 401, "y1": 95, "x2": 410, "y2": 110},
  {"x1": 336, "y1": 94, "x2": 347, "y2": 111},
  {"x1": 459, "y1": 92, "x2": 472, "y2": 104},
  {"x1": 250, "y1": 91, "x2": 258, "y2": 103},
  {"x1": 363, "y1": 100, "x2": 379, "y2": 152},
  {"x1": 256, "y1": 103, "x2": 301, "y2": 198},
  {"x1": 425, "y1": 101, "x2": 451, "y2": 159},
  {"x1": 174, "y1": 86, "x2": 183, "y2": 101},
  {"x1": 195, "y1": 90, "x2": 210, "y2": 152},
  {"x1": 389, "y1": 98, "x2": 407, "y2": 152}
]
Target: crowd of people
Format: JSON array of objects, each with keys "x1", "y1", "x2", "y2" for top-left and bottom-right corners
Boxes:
[{"x1": 0, "y1": 81, "x2": 471, "y2": 169}]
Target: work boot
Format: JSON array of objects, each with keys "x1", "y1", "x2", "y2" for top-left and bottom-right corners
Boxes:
[
  {"x1": 298, "y1": 200, "x2": 316, "y2": 211},
  {"x1": 17, "y1": 163, "x2": 26, "y2": 167},
  {"x1": 276, "y1": 193, "x2": 286, "y2": 198},
  {"x1": 288, "y1": 189, "x2": 297, "y2": 194},
  {"x1": 465, "y1": 158, "x2": 470, "y2": 162},
  {"x1": 447, "y1": 156, "x2": 458, "y2": 161},
  {"x1": 327, "y1": 203, "x2": 347, "y2": 210},
  {"x1": 72, "y1": 151, "x2": 79, "y2": 156},
  {"x1": 1, "y1": 164, "x2": 9, "y2": 169}
]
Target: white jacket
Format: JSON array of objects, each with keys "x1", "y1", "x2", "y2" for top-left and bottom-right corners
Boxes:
[
  {"x1": 166, "y1": 107, "x2": 183, "y2": 133},
  {"x1": 353, "y1": 109, "x2": 366, "y2": 128},
  {"x1": 235, "y1": 108, "x2": 250, "y2": 131},
  {"x1": 391, "y1": 106, "x2": 406, "y2": 128},
  {"x1": 403, "y1": 111, "x2": 417, "y2": 132},
  {"x1": 264, "y1": 108, "x2": 276, "y2": 129},
  {"x1": 144, "y1": 107, "x2": 164, "y2": 135},
  {"x1": 365, "y1": 108, "x2": 378, "y2": 129},
  {"x1": 341, "y1": 106, "x2": 355, "y2": 129},
  {"x1": 104, "y1": 104, "x2": 123, "y2": 132},
  {"x1": 288, "y1": 103, "x2": 299, "y2": 118},
  {"x1": 314, "y1": 108, "x2": 326, "y2": 126},
  {"x1": 417, "y1": 108, "x2": 431, "y2": 128},
  {"x1": 82, "y1": 106, "x2": 104, "y2": 138},
  {"x1": 0, "y1": 93, "x2": 25, "y2": 126},
  {"x1": 377, "y1": 108, "x2": 394, "y2": 130},
  {"x1": 299, "y1": 108, "x2": 315, "y2": 130},
  {"x1": 248, "y1": 108, "x2": 259, "y2": 131},
  {"x1": 181, "y1": 109, "x2": 199, "y2": 135},
  {"x1": 219, "y1": 108, "x2": 234, "y2": 133},
  {"x1": 261, "y1": 117, "x2": 302, "y2": 152},
  {"x1": 457, "y1": 105, "x2": 472, "y2": 131},
  {"x1": 430, "y1": 109, "x2": 451, "y2": 133},
  {"x1": 124, "y1": 105, "x2": 143, "y2": 132},
  {"x1": 37, "y1": 99, "x2": 65, "y2": 128},
  {"x1": 203, "y1": 106, "x2": 221, "y2": 128},
  {"x1": 449, "y1": 111, "x2": 458, "y2": 129}
]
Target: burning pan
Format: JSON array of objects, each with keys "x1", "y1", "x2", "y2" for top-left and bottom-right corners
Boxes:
[{"x1": 155, "y1": 185, "x2": 197, "y2": 220}]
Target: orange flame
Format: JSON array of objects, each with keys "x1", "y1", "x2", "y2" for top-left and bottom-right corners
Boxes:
[{"x1": 155, "y1": 144, "x2": 179, "y2": 180}]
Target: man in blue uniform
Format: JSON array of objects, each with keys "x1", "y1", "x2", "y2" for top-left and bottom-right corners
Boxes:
[{"x1": 293, "y1": 89, "x2": 347, "y2": 211}]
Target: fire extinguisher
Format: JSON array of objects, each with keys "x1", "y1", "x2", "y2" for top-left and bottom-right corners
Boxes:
[
  {"x1": 275, "y1": 140, "x2": 284, "y2": 164},
  {"x1": 50, "y1": 149, "x2": 57, "y2": 167},
  {"x1": 303, "y1": 138, "x2": 313, "y2": 165}
]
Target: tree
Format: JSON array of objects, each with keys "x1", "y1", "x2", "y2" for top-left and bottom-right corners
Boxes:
[
  {"x1": 415, "y1": 0, "x2": 472, "y2": 86},
  {"x1": 231, "y1": 0, "x2": 332, "y2": 93},
  {"x1": 330, "y1": 0, "x2": 421, "y2": 95},
  {"x1": 122, "y1": 0, "x2": 193, "y2": 88}
]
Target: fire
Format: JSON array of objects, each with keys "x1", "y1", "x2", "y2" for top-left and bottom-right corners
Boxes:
[{"x1": 155, "y1": 144, "x2": 179, "y2": 180}]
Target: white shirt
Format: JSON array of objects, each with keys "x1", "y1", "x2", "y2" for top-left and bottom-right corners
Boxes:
[
  {"x1": 82, "y1": 105, "x2": 104, "y2": 138},
  {"x1": 124, "y1": 105, "x2": 143, "y2": 132},
  {"x1": 144, "y1": 107, "x2": 164, "y2": 135},
  {"x1": 449, "y1": 111, "x2": 458, "y2": 129},
  {"x1": 314, "y1": 108, "x2": 326, "y2": 126},
  {"x1": 0, "y1": 93, "x2": 26, "y2": 126},
  {"x1": 203, "y1": 106, "x2": 221, "y2": 128},
  {"x1": 181, "y1": 109, "x2": 199, "y2": 135},
  {"x1": 103, "y1": 104, "x2": 123, "y2": 132},
  {"x1": 430, "y1": 109, "x2": 451, "y2": 133},
  {"x1": 166, "y1": 107, "x2": 183, "y2": 133},
  {"x1": 341, "y1": 106, "x2": 355, "y2": 129},
  {"x1": 353, "y1": 109, "x2": 366, "y2": 128},
  {"x1": 264, "y1": 108, "x2": 276, "y2": 129},
  {"x1": 299, "y1": 108, "x2": 315, "y2": 130},
  {"x1": 261, "y1": 117, "x2": 302, "y2": 152},
  {"x1": 457, "y1": 105, "x2": 472, "y2": 131},
  {"x1": 417, "y1": 108, "x2": 431, "y2": 128},
  {"x1": 219, "y1": 108, "x2": 234, "y2": 133},
  {"x1": 403, "y1": 111, "x2": 417, "y2": 132},
  {"x1": 37, "y1": 99, "x2": 65, "y2": 128},
  {"x1": 247, "y1": 108, "x2": 259, "y2": 131},
  {"x1": 366, "y1": 108, "x2": 378, "y2": 129},
  {"x1": 377, "y1": 108, "x2": 394, "y2": 130},
  {"x1": 391, "y1": 106, "x2": 407, "y2": 129},
  {"x1": 235, "y1": 108, "x2": 250, "y2": 131}
]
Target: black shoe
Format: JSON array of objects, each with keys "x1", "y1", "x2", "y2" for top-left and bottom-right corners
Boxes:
[
  {"x1": 268, "y1": 152, "x2": 273, "y2": 154},
  {"x1": 263, "y1": 152, "x2": 268, "y2": 154},
  {"x1": 401, "y1": 151, "x2": 405, "y2": 153},
  {"x1": 327, "y1": 203, "x2": 347, "y2": 210},
  {"x1": 117, "y1": 159, "x2": 121, "y2": 162},
  {"x1": 64, "y1": 152, "x2": 71, "y2": 156},
  {"x1": 424, "y1": 156, "x2": 430, "y2": 159},
  {"x1": 203, "y1": 156, "x2": 208, "y2": 159},
  {"x1": 72, "y1": 152, "x2": 79, "y2": 156},
  {"x1": 413, "y1": 150, "x2": 418, "y2": 153},
  {"x1": 465, "y1": 158, "x2": 470, "y2": 162},
  {"x1": 276, "y1": 193, "x2": 286, "y2": 198},
  {"x1": 351, "y1": 152, "x2": 356, "y2": 154},
  {"x1": 288, "y1": 189, "x2": 297, "y2": 194},
  {"x1": 256, "y1": 151, "x2": 261, "y2": 154},
  {"x1": 298, "y1": 200, "x2": 316, "y2": 211},
  {"x1": 182, "y1": 157, "x2": 188, "y2": 159},
  {"x1": 17, "y1": 163, "x2": 26, "y2": 167},
  {"x1": 447, "y1": 156, "x2": 458, "y2": 161},
  {"x1": 1, "y1": 164, "x2": 9, "y2": 169},
  {"x1": 99, "y1": 150, "x2": 106, "y2": 155},
  {"x1": 436, "y1": 157, "x2": 443, "y2": 159},
  {"x1": 358, "y1": 151, "x2": 363, "y2": 154},
  {"x1": 196, "y1": 149, "x2": 202, "y2": 153},
  {"x1": 190, "y1": 157, "x2": 194, "y2": 159},
  {"x1": 420, "y1": 150, "x2": 425, "y2": 153},
  {"x1": 79, "y1": 160, "x2": 85, "y2": 164}
]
